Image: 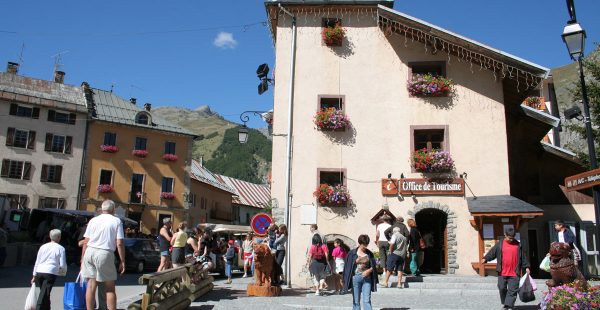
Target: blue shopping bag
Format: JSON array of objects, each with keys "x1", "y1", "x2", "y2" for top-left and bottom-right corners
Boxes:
[{"x1": 64, "y1": 273, "x2": 87, "y2": 310}]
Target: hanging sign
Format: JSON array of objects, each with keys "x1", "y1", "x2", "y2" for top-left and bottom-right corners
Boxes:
[
  {"x1": 250, "y1": 213, "x2": 273, "y2": 236},
  {"x1": 399, "y1": 178, "x2": 465, "y2": 196},
  {"x1": 381, "y1": 179, "x2": 398, "y2": 195},
  {"x1": 565, "y1": 168, "x2": 600, "y2": 192}
]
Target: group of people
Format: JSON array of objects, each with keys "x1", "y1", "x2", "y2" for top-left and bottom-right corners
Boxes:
[{"x1": 240, "y1": 223, "x2": 288, "y2": 285}]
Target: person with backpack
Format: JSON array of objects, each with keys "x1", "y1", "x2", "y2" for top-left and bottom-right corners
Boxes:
[
  {"x1": 407, "y1": 219, "x2": 423, "y2": 276},
  {"x1": 307, "y1": 234, "x2": 332, "y2": 296},
  {"x1": 375, "y1": 215, "x2": 392, "y2": 274}
]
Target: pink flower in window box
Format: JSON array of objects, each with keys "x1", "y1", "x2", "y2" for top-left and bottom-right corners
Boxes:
[
  {"x1": 97, "y1": 184, "x2": 114, "y2": 193},
  {"x1": 132, "y1": 149, "x2": 148, "y2": 158},
  {"x1": 161, "y1": 192, "x2": 175, "y2": 200},
  {"x1": 100, "y1": 145, "x2": 119, "y2": 153},
  {"x1": 162, "y1": 154, "x2": 178, "y2": 162}
]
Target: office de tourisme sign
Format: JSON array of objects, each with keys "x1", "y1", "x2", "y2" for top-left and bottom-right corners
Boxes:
[
  {"x1": 565, "y1": 168, "x2": 600, "y2": 192},
  {"x1": 399, "y1": 178, "x2": 465, "y2": 196}
]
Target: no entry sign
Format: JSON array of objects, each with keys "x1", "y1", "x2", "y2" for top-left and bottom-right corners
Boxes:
[{"x1": 250, "y1": 213, "x2": 273, "y2": 236}]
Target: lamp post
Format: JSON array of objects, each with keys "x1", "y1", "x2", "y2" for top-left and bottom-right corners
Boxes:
[
  {"x1": 562, "y1": 0, "x2": 600, "y2": 261},
  {"x1": 238, "y1": 110, "x2": 274, "y2": 144}
]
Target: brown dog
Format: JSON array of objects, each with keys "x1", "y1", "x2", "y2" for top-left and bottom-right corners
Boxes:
[
  {"x1": 546, "y1": 242, "x2": 587, "y2": 291},
  {"x1": 253, "y1": 243, "x2": 274, "y2": 287}
]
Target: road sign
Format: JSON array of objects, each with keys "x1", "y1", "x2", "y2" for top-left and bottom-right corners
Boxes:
[
  {"x1": 250, "y1": 213, "x2": 273, "y2": 236},
  {"x1": 565, "y1": 168, "x2": 600, "y2": 192}
]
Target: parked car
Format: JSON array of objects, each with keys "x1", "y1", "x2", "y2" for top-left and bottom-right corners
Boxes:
[{"x1": 122, "y1": 238, "x2": 161, "y2": 273}]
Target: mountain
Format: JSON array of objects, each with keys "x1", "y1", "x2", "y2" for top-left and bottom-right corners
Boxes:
[{"x1": 155, "y1": 106, "x2": 272, "y2": 183}]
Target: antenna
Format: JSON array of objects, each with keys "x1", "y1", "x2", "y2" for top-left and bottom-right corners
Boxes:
[
  {"x1": 18, "y1": 43, "x2": 25, "y2": 66},
  {"x1": 50, "y1": 50, "x2": 69, "y2": 73},
  {"x1": 110, "y1": 82, "x2": 117, "y2": 93}
]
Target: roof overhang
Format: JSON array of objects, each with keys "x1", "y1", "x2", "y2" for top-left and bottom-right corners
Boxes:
[
  {"x1": 541, "y1": 141, "x2": 581, "y2": 164},
  {"x1": 467, "y1": 195, "x2": 544, "y2": 217},
  {"x1": 520, "y1": 104, "x2": 560, "y2": 128}
]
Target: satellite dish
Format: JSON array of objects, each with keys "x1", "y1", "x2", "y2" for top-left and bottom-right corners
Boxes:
[
  {"x1": 258, "y1": 79, "x2": 269, "y2": 95},
  {"x1": 257, "y1": 63, "x2": 270, "y2": 79}
]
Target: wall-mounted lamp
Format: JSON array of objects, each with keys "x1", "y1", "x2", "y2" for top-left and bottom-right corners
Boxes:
[{"x1": 460, "y1": 172, "x2": 468, "y2": 179}]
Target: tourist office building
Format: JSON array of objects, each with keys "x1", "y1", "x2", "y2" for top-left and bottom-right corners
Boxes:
[{"x1": 266, "y1": 0, "x2": 598, "y2": 286}]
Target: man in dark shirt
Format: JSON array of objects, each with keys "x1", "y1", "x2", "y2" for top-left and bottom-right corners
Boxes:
[{"x1": 482, "y1": 228, "x2": 530, "y2": 310}]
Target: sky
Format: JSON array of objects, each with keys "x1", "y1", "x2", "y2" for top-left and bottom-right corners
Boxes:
[{"x1": 1, "y1": 0, "x2": 598, "y2": 128}]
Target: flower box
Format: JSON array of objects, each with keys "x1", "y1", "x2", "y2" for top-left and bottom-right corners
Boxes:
[
  {"x1": 162, "y1": 153, "x2": 178, "y2": 162},
  {"x1": 313, "y1": 184, "x2": 350, "y2": 207},
  {"x1": 132, "y1": 149, "x2": 148, "y2": 158},
  {"x1": 97, "y1": 184, "x2": 113, "y2": 193},
  {"x1": 161, "y1": 192, "x2": 175, "y2": 200},
  {"x1": 540, "y1": 282, "x2": 600, "y2": 309},
  {"x1": 322, "y1": 23, "x2": 345, "y2": 46},
  {"x1": 408, "y1": 74, "x2": 455, "y2": 97},
  {"x1": 413, "y1": 149, "x2": 455, "y2": 173},
  {"x1": 523, "y1": 96, "x2": 545, "y2": 110},
  {"x1": 100, "y1": 145, "x2": 119, "y2": 153},
  {"x1": 314, "y1": 108, "x2": 350, "y2": 131}
]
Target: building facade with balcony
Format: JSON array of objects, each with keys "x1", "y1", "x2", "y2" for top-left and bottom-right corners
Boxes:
[
  {"x1": 79, "y1": 85, "x2": 196, "y2": 234},
  {"x1": 0, "y1": 63, "x2": 87, "y2": 212},
  {"x1": 190, "y1": 160, "x2": 236, "y2": 225},
  {"x1": 266, "y1": 0, "x2": 596, "y2": 286}
]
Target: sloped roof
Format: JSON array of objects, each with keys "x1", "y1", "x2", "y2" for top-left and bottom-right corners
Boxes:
[
  {"x1": 90, "y1": 88, "x2": 196, "y2": 136},
  {"x1": 265, "y1": 0, "x2": 393, "y2": 7},
  {"x1": 215, "y1": 174, "x2": 271, "y2": 209},
  {"x1": 190, "y1": 160, "x2": 236, "y2": 194},
  {"x1": 467, "y1": 195, "x2": 544, "y2": 215}
]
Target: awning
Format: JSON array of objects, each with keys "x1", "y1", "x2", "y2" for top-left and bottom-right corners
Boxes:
[{"x1": 467, "y1": 195, "x2": 544, "y2": 217}]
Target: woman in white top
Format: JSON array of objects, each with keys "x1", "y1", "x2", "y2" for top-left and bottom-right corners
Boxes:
[{"x1": 31, "y1": 229, "x2": 67, "y2": 310}]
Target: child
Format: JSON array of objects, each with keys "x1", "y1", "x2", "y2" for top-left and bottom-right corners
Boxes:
[
  {"x1": 332, "y1": 238, "x2": 348, "y2": 294},
  {"x1": 225, "y1": 240, "x2": 235, "y2": 284}
]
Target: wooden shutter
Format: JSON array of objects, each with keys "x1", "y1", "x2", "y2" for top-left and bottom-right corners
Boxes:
[
  {"x1": 57, "y1": 199, "x2": 65, "y2": 209},
  {"x1": 19, "y1": 195, "x2": 28, "y2": 208},
  {"x1": 32, "y1": 107, "x2": 40, "y2": 119},
  {"x1": 69, "y1": 113, "x2": 76, "y2": 125},
  {"x1": 64, "y1": 136, "x2": 72, "y2": 154},
  {"x1": 6, "y1": 127, "x2": 14, "y2": 146},
  {"x1": 9, "y1": 104, "x2": 18, "y2": 115},
  {"x1": 27, "y1": 131, "x2": 36, "y2": 150},
  {"x1": 22, "y1": 162, "x2": 31, "y2": 180},
  {"x1": 44, "y1": 134, "x2": 53, "y2": 152},
  {"x1": 55, "y1": 166, "x2": 62, "y2": 183},
  {"x1": 47, "y1": 110, "x2": 55, "y2": 122},
  {"x1": 0, "y1": 160, "x2": 8, "y2": 177},
  {"x1": 40, "y1": 164, "x2": 48, "y2": 182}
]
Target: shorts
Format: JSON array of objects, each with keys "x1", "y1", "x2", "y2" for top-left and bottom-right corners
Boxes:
[
  {"x1": 161, "y1": 250, "x2": 170, "y2": 257},
  {"x1": 172, "y1": 247, "x2": 185, "y2": 264},
  {"x1": 81, "y1": 247, "x2": 117, "y2": 282},
  {"x1": 386, "y1": 253, "x2": 405, "y2": 272},
  {"x1": 243, "y1": 252, "x2": 253, "y2": 263}
]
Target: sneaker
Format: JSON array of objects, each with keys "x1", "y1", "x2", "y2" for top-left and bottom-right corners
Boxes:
[
  {"x1": 379, "y1": 283, "x2": 389, "y2": 288},
  {"x1": 242, "y1": 274, "x2": 247, "y2": 278},
  {"x1": 315, "y1": 290, "x2": 321, "y2": 296}
]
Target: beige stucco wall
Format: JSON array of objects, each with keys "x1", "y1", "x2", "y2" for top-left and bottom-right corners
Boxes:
[{"x1": 270, "y1": 10, "x2": 512, "y2": 286}]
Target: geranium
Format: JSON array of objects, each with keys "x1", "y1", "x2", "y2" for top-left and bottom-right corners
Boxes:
[
  {"x1": 524, "y1": 96, "x2": 543, "y2": 109},
  {"x1": 313, "y1": 184, "x2": 350, "y2": 207},
  {"x1": 162, "y1": 153, "x2": 178, "y2": 162},
  {"x1": 540, "y1": 282, "x2": 600, "y2": 310},
  {"x1": 413, "y1": 148, "x2": 455, "y2": 173},
  {"x1": 132, "y1": 149, "x2": 148, "y2": 158},
  {"x1": 408, "y1": 74, "x2": 455, "y2": 97},
  {"x1": 161, "y1": 192, "x2": 175, "y2": 200},
  {"x1": 322, "y1": 22, "x2": 345, "y2": 46},
  {"x1": 97, "y1": 184, "x2": 113, "y2": 193},
  {"x1": 100, "y1": 145, "x2": 119, "y2": 153},
  {"x1": 314, "y1": 108, "x2": 350, "y2": 131}
]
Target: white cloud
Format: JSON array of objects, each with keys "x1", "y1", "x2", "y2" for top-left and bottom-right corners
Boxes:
[{"x1": 213, "y1": 32, "x2": 238, "y2": 49}]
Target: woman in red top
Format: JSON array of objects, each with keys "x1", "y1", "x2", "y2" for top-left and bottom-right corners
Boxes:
[
  {"x1": 332, "y1": 238, "x2": 348, "y2": 294},
  {"x1": 307, "y1": 234, "x2": 332, "y2": 296}
]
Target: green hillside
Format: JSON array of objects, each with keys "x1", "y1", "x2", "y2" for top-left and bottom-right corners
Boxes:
[{"x1": 155, "y1": 106, "x2": 271, "y2": 183}]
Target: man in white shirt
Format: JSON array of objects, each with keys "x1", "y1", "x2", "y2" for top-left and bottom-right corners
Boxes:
[
  {"x1": 32, "y1": 229, "x2": 67, "y2": 310},
  {"x1": 375, "y1": 215, "x2": 392, "y2": 274},
  {"x1": 81, "y1": 200, "x2": 125, "y2": 310}
]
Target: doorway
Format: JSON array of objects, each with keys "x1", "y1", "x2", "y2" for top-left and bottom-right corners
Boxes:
[{"x1": 416, "y1": 208, "x2": 448, "y2": 274}]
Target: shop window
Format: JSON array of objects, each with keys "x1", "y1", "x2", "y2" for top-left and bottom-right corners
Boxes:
[
  {"x1": 38, "y1": 197, "x2": 66, "y2": 209},
  {"x1": 134, "y1": 137, "x2": 147, "y2": 151},
  {"x1": 40, "y1": 164, "x2": 62, "y2": 183},
  {"x1": 99, "y1": 169, "x2": 113, "y2": 185},
  {"x1": 409, "y1": 61, "x2": 446, "y2": 78},
  {"x1": 0, "y1": 159, "x2": 31, "y2": 180},
  {"x1": 319, "y1": 95, "x2": 344, "y2": 111},
  {"x1": 103, "y1": 132, "x2": 117, "y2": 146},
  {"x1": 6, "y1": 128, "x2": 36, "y2": 149},
  {"x1": 318, "y1": 169, "x2": 346, "y2": 186},
  {"x1": 164, "y1": 141, "x2": 176, "y2": 155},
  {"x1": 9, "y1": 103, "x2": 40, "y2": 119},
  {"x1": 410, "y1": 125, "x2": 449, "y2": 152},
  {"x1": 48, "y1": 109, "x2": 76, "y2": 125}
]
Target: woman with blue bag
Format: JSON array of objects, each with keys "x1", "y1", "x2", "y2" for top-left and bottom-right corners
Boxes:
[{"x1": 31, "y1": 229, "x2": 67, "y2": 310}]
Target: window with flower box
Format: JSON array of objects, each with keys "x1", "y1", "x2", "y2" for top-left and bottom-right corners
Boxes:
[
  {"x1": 410, "y1": 125, "x2": 454, "y2": 173},
  {"x1": 99, "y1": 169, "x2": 113, "y2": 188},
  {"x1": 315, "y1": 95, "x2": 350, "y2": 131},
  {"x1": 104, "y1": 132, "x2": 117, "y2": 146},
  {"x1": 408, "y1": 62, "x2": 454, "y2": 97},
  {"x1": 6, "y1": 128, "x2": 35, "y2": 149},
  {"x1": 161, "y1": 177, "x2": 174, "y2": 200},
  {"x1": 315, "y1": 169, "x2": 350, "y2": 207}
]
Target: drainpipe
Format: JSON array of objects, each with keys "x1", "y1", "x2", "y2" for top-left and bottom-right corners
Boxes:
[
  {"x1": 77, "y1": 83, "x2": 92, "y2": 211},
  {"x1": 279, "y1": 3, "x2": 296, "y2": 289}
]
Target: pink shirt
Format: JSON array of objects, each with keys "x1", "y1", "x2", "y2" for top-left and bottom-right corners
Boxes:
[
  {"x1": 309, "y1": 244, "x2": 328, "y2": 259},
  {"x1": 332, "y1": 246, "x2": 347, "y2": 259}
]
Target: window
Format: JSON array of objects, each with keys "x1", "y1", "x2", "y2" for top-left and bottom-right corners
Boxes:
[
  {"x1": 135, "y1": 113, "x2": 150, "y2": 125},
  {"x1": 134, "y1": 137, "x2": 147, "y2": 151},
  {"x1": 164, "y1": 142, "x2": 176, "y2": 155},
  {"x1": 103, "y1": 132, "x2": 117, "y2": 146},
  {"x1": 410, "y1": 126, "x2": 449, "y2": 152},
  {"x1": 409, "y1": 61, "x2": 446, "y2": 77},
  {"x1": 318, "y1": 169, "x2": 345, "y2": 187},
  {"x1": 319, "y1": 96, "x2": 344, "y2": 111},
  {"x1": 38, "y1": 197, "x2": 66, "y2": 209},
  {"x1": 44, "y1": 134, "x2": 72, "y2": 154},
  {"x1": 9, "y1": 103, "x2": 40, "y2": 119},
  {"x1": 0, "y1": 194, "x2": 28, "y2": 208},
  {"x1": 48, "y1": 109, "x2": 76, "y2": 125},
  {"x1": 161, "y1": 177, "x2": 174, "y2": 193},
  {"x1": 130, "y1": 173, "x2": 144, "y2": 203},
  {"x1": 6, "y1": 128, "x2": 36, "y2": 149},
  {"x1": 99, "y1": 169, "x2": 113, "y2": 185},
  {"x1": 40, "y1": 165, "x2": 62, "y2": 183},
  {"x1": 1, "y1": 159, "x2": 31, "y2": 180}
]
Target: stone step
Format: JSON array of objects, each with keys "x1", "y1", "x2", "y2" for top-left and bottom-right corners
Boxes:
[
  {"x1": 403, "y1": 275, "x2": 497, "y2": 283},
  {"x1": 405, "y1": 282, "x2": 497, "y2": 290}
]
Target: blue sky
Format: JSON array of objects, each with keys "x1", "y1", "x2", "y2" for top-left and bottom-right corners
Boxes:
[{"x1": 1, "y1": 1, "x2": 598, "y2": 128}]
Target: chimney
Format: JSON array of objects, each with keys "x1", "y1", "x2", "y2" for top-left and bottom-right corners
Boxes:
[
  {"x1": 130, "y1": 98, "x2": 137, "y2": 105},
  {"x1": 144, "y1": 103, "x2": 151, "y2": 111},
  {"x1": 200, "y1": 156, "x2": 203, "y2": 167},
  {"x1": 6, "y1": 62, "x2": 19, "y2": 74},
  {"x1": 53, "y1": 71, "x2": 65, "y2": 84}
]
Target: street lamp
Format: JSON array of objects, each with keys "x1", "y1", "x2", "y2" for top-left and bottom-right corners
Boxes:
[
  {"x1": 238, "y1": 110, "x2": 274, "y2": 144},
  {"x1": 562, "y1": 0, "x2": 600, "y2": 264}
]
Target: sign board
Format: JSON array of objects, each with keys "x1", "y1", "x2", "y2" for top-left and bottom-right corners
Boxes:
[
  {"x1": 250, "y1": 213, "x2": 273, "y2": 236},
  {"x1": 399, "y1": 178, "x2": 465, "y2": 196},
  {"x1": 381, "y1": 179, "x2": 398, "y2": 195},
  {"x1": 300, "y1": 204, "x2": 317, "y2": 225},
  {"x1": 565, "y1": 168, "x2": 600, "y2": 192}
]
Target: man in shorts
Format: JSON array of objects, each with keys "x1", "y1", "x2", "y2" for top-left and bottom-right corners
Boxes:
[
  {"x1": 81, "y1": 200, "x2": 125, "y2": 310},
  {"x1": 381, "y1": 227, "x2": 408, "y2": 288}
]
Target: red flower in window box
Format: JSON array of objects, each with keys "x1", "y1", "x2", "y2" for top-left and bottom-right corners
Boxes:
[
  {"x1": 161, "y1": 192, "x2": 175, "y2": 200},
  {"x1": 412, "y1": 148, "x2": 454, "y2": 173},
  {"x1": 408, "y1": 74, "x2": 455, "y2": 97},
  {"x1": 322, "y1": 22, "x2": 345, "y2": 46},
  {"x1": 314, "y1": 108, "x2": 350, "y2": 131},
  {"x1": 100, "y1": 145, "x2": 119, "y2": 153},
  {"x1": 523, "y1": 96, "x2": 545, "y2": 110},
  {"x1": 132, "y1": 149, "x2": 148, "y2": 158},
  {"x1": 97, "y1": 184, "x2": 113, "y2": 193},
  {"x1": 162, "y1": 154, "x2": 178, "y2": 162},
  {"x1": 313, "y1": 184, "x2": 350, "y2": 207}
]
